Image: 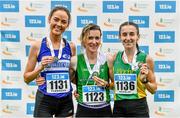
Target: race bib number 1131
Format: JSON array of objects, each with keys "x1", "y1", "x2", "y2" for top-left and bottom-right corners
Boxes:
[{"x1": 46, "y1": 73, "x2": 70, "y2": 93}]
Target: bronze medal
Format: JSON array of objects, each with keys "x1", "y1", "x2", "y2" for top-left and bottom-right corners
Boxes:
[{"x1": 90, "y1": 71, "x2": 99, "y2": 80}]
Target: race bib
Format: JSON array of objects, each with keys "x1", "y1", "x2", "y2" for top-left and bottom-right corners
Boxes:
[
  {"x1": 114, "y1": 74, "x2": 137, "y2": 94},
  {"x1": 46, "y1": 73, "x2": 70, "y2": 93},
  {"x1": 82, "y1": 85, "x2": 106, "y2": 105}
]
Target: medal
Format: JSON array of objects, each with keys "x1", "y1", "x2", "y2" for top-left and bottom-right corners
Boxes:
[
  {"x1": 47, "y1": 36, "x2": 63, "y2": 60},
  {"x1": 84, "y1": 49, "x2": 102, "y2": 85},
  {"x1": 90, "y1": 71, "x2": 99, "y2": 80},
  {"x1": 131, "y1": 62, "x2": 139, "y2": 71},
  {"x1": 53, "y1": 56, "x2": 59, "y2": 62},
  {"x1": 45, "y1": 64, "x2": 51, "y2": 68},
  {"x1": 123, "y1": 50, "x2": 138, "y2": 71}
]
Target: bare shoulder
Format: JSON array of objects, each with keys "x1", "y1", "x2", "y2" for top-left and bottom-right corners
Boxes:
[
  {"x1": 113, "y1": 52, "x2": 118, "y2": 60},
  {"x1": 70, "y1": 55, "x2": 77, "y2": 70},
  {"x1": 106, "y1": 53, "x2": 114, "y2": 64},
  {"x1": 69, "y1": 41, "x2": 76, "y2": 56},
  {"x1": 146, "y1": 55, "x2": 154, "y2": 64},
  {"x1": 71, "y1": 55, "x2": 77, "y2": 62},
  {"x1": 69, "y1": 41, "x2": 75, "y2": 47},
  {"x1": 146, "y1": 55, "x2": 154, "y2": 71},
  {"x1": 106, "y1": 52, "x2": 116, "y2": 68},
  {"x1": 31, "y1": 39, "x2": 41, "y2": 47},
  {"x1": 30, "y1": 40, "x2": 42, "y2": 56}
]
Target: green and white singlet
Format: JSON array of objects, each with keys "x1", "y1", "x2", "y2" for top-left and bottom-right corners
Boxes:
[
  {"x1": 113, "y1": 51, "x2": 147, "y2": 100},
  {"x1": 76, "y1": 53, "x2": 110, "y2": 108}
]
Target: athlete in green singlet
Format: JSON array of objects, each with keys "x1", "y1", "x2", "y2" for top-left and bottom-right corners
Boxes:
[
  {"x1": 113, "y1": 21, "x2": 157, "y2": 117},
  {"x1": 70, "y1": 23, "x2": 114, "y2": 117}
]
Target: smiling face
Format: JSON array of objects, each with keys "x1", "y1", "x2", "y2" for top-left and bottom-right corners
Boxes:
[
  {"x1": 120, "y1": 25, "x2": 139, "y2": 50},
  {"x1": 83, "y1": 30, "x2": 101, "y2": 53},
  {"x1": 48, "y1": 10, "x2": 69, "y2": 36}
]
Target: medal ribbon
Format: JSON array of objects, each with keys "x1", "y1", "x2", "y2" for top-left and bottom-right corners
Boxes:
[
  {"x1": 47, "y1": 36, "x2": 63, "y2": 59},
  {"x1": 123, "y1": 49, "x2": 138, "y2": 70},
  {"x1": 84, "y1": 49, "x2": 101, "y2": 85}
]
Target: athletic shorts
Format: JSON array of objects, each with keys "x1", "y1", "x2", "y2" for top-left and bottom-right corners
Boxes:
[
  {"x1": 34, "y1": 90, "x2": 74, "y2": 117},
  {"x1": 76, "y1": 103, "x2": 112, "y2": 117},
  {"x1": 113, "y1": 97, "x2": 149, "y2": 117}
]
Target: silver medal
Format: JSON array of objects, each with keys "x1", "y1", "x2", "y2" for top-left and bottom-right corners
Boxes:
[
  {"x1": 45, "y1": 64, "x2": 51, "y2": 68},
  {"x1": 131, "y1": 62, "x2": 139, "y2": 71},
  {"x1": 54, "y1": 56, "x2": 59, "y2": 62}
]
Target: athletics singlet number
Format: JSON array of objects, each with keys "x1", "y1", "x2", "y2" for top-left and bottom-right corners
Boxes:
[
  {"x1": 116, "y1": 81, "x2": 135, "y2": 91},
  {"x1": 114, "y1": 74, "x2": 137, "y2": 94},
  {"x1": 49, "y1": 80, "x2": 68, "y2": 90},
  {"x1": 46, "y1": 73, "x2": 70, "y2": 93},
  {"x1": 82, "y1": 85, "x2": 106, "y2": 105},
  {"x1": 84, "y1": 92, "x2": 104, "y2": 102}
]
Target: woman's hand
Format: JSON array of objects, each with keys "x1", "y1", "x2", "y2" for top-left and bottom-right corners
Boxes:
[
  {"x1": 139, "y1": 63, "x2": 149, "y2": 83},
  {"x1": 41, "y1": 56, "x2": 55, "y2": 68},
  {"x1": 93, "y1": 76, "x2": 108, "y2": 87},
  {"x1": 36, "y1": 76, "x2": 45, "y2": 86},
  {"x1": 73, "y1": 90, "x2": 79, "y2": 99}
]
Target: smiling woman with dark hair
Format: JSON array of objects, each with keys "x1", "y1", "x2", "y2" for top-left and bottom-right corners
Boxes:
[
  {"x1": 24, "y1": 6, "x2": 76, "y2": 117},
  {"x1": 113, "y1": 21, "x2": 157, "y2": 117}
]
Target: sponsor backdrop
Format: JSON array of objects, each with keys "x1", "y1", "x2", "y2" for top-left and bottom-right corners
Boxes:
[{"x1": 0, "y1": 0, "x2": 179, "y2": 117}]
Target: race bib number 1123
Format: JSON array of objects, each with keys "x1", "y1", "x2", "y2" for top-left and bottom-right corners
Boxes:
[{"x1": 82, "y1": 85, "x2": 106, "y2": 105}]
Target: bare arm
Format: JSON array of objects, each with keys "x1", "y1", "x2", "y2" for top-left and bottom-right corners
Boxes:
[
  {"x1": 23, "y1": 41, "x2": 44, "y2": 84},
  {"x1": 140, "y1": 55, "x2": 157, "y2": 94},
  {"x1": 106, "y1": 54, "x2": 114, "y2": 89},
  {"x1": 69, "y1": 42, "x2": 77, "y2": 84},
  {"x1": 70, "y1": 56, "x2": 77, "y2": 84},
  {"x1": 70, "y1": 42, "x2": 76, "y2": 56}
]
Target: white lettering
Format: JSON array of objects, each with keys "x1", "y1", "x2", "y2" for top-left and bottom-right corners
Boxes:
[
  {"x1": 158, "y1": 64, "x2": 171, "y2": 69},
  {"x1": 6, "y1": 92, "x2": 17, "y2": 96},
  {"x1": 133, "y1": 20, "x2": 145, "y2": 24},
  {"x1": 29, "y1": 19, "x2": 42, "y2": 24},
  {"x1": 3, "y1": 4, "x2": 15, "y2": 9},
  {"x1": 159, "y1": 4, "x2": 172, "y2": 9},
  {"x1": 107, "y1": 5, "x2": 119, "y2": 9},
  {"x1": 5, "y1": 34, "x2": 16, "y2": 39},
  {"x1": 159, "y1": 34, "x2": 171, "y2": 39}
]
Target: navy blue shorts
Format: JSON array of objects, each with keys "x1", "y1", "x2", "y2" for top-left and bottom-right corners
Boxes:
[{"x1": 33, "y1": 90, "x2": 74, "y2": 117}]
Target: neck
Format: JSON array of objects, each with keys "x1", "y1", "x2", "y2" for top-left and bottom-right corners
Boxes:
[
  {"x1": 49, "y1": 33, "x2": 62, "y2": 49},
  {"x1": 50, "y1": 33, "x2": 62, "y2": 43},
  {"x1": 124, "y1": 48, "x2": 136, "y2": 56},
  {"x1": 86, "y1": 51, "x2": 98, "y2": 64},
  {"x1": 124, "y1": 47, "x2": 137, "y2": 63}
]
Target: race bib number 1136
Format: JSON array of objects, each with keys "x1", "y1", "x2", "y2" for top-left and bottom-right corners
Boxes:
[{"x1": 114, "y1": 74, "x2": 137, "y2": 94}]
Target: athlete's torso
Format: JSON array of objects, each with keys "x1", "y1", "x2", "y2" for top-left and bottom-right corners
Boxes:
[
  {"x1": 113, "y1": 51, "x2": 147, "y2": 100},
  {"x1": 76, "y1": 53, "x2": 110, "y2": 108},
  {"x1": 37, "y1": 37, "x2": 72, "y2": 98}
]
